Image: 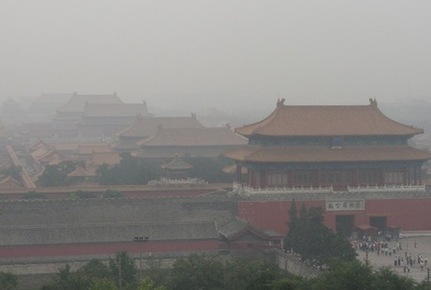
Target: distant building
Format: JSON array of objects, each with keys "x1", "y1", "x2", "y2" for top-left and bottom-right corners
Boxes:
[
  {"x1": 0, "y1": 98, "x2": 25, "y2": 129},
  {"x1": 225, "y1": 98, "x2": 430, "y2": 190},
  {"x1": 218, "y1": 217, "x2": 283, "y2": 251},
  {"x1": 67, "y1": 165, "x2": 97, "y2": 186},
  {"x1": 28, "y1": 140, "x2": 65, "y2": 166},
  {"x1": 161, "y1": 155, "x2": 193, "y2": 180},
  {"x1": 114, "y1": 114, "x2": 205, "y2": 151},
  {"x1": 47, "y1": 92, "x2": 154, "y2": 141},
  {"x1": 54, "y1": 92, "x2": 124, "y2": 126},
  {"x1": 137, "y1": 125, "x2": 247, "y2": 159},
  {"x1": 77, "y1": 101, "x2": 152, "y2": 139},
  {"x1": 30, "y1": 93, "x2": 74, "y2": 120},
  {"x1": 225, "y1": 99, "x2": 431, "y2": 236},
  {"x1": 0, "y1": 176, "x2": 23, "y2": 190}
]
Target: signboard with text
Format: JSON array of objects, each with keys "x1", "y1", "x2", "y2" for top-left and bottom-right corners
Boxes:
[{"x1": 326, "y1": 200, "x2": 365, "y2": 211}]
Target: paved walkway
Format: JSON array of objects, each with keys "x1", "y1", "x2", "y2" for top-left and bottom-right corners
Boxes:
[{"x1": 356, "y1": 236, "x2": 431, "y2": 283}]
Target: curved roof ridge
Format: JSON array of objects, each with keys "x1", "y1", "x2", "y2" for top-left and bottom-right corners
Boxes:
[
  {"x1": 235, "y1": 99, "x2": 423, "y2": 137},
  {"x1": 369, "y1": 101, "x2": 423, "y2": 134},
  {"x1": 162, "y1": 155, "x2": 193, "y2": 170}
]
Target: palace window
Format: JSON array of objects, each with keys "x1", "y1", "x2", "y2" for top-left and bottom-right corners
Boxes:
[
  {"x1": 359, "y1": 169, "x2": 379, "y2": 185},
  {"x1": 384, "y1": 171, "x2": 404, "y2": 185},
  {"x1": 293, "y1": 171, "x2": 313, "y2": 186},
  {"x1": 321, "y1": 170, "x2": 352, "y2": 185},
  {"x1": 267, "y1": 173, "x2": 288, "y2": 187}
]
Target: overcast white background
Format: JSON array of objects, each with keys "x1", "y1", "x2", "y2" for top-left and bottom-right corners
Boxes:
[{"x1": 1, "y1": 1, "x2": 430, "y2": 114}]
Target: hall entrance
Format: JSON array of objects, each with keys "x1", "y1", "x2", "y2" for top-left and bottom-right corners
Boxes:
[
  {"x1": 369, "y1": 216, "x2": 387, "y2": 231},
  {"x1": 335, "y1": 215, "x2": 355, "y2": 237}
]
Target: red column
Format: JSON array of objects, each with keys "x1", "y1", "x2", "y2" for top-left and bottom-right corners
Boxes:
[
  {"x1": 403, "y1": 167, "x2": 407, "y2": 185},
  {"x1": 315, "y1": 169, "x2": 321, "y2": 187},
  {"x1": 379, "y1": 168, "x2": 384, "y2": 186},
  {"x1": 353, "y1": 168, "x2": 359, "y2": 187},
  {"x1": 260, "y1": 170, "x2": 267, "y2": 188},
  {"x1": 419, "y1": 166, "x2": 422, "y2": 185},
  {"x1": 249, "y1": 170, "x2": 255, "y2": 188},
  {"x1": 288, "y1": 170, "x2": 294, "y2": 187}
]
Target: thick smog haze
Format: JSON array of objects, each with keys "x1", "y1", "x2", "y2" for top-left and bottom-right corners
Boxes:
[{"x1": 1, "y1": 1, "x2": 431, "y2": 114}]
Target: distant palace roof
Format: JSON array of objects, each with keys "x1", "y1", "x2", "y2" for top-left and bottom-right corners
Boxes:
[
  {"x1": 224, "y1": 145, "x2": 431, "y2": 163},
  {"x1": 218, "y1": 217, "x2": 282, "y2": 241},
  {"x1": 57, "y1": 93, "x2": 123, "y2": 113},
  {"x1": 162, "y1": 155, "x2": 193, "y2": 170},
  {"x1": 0, "y1": 176, "x2": 23, "y2": 190},
  {"x1": 235, "y1": 99, "x2": 423, "y2": 137},
  {"x1": 139, "y1": 126, "x2": 247, "y2": 147},
  {"x1": 67, "y1": 166, "x2": 97, "y2": 178},
  {"x1": 118, "y1": 115, "x2": 205, "y2": 138},
  {"x1": 83, "y1": 102, "x2": 152, "y2": 118},
  {"x1": 90, "y1": 152, "x2": 122, "y2": 166}
]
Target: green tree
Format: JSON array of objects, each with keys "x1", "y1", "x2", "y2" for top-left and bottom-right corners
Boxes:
[
  {"x1": 185, "y1": 156, "x2": 232, "y2": 183},
  {"x1": 222, "y1": 258, "x2": 258, "y2": 290},
  {"x1": 270, "y1": 276, "x2": 308, "y2": 290},
  {"x1": 169, "y1": 254, "x2": 224, "y2": 290},
  {"x1": 37, "y1": 161, "x2": 80, "y2": 186},
  {"x1": 310, "y1": 261, "x2": 418, "y2": 290},
  {"x1": 138, "y1": 158, "x2": 164, "y2": 184},
  {"x1": 43, "y1": 264, "x2": 88, "y2": 290},
  {"x1": 40, "y1": 260, "x2": 115, "y2": 290},
  {"x1": 284, "y1": 200, "x2": 299, "y2": 253},
  {"x1": 242, "y1": 262, "x2": 286, "y2": 290},
  {"x1": 0, "y1": 271, "x2": 18, "y2": 290},
  {"x1": 137, "y1": 277, "x2": 167, "y2": 290},
  {"x1": 96, "y1": 163, "x2": 119, "y2": 185},
  {"x1": 142, "y1": 257, "x2": 167, "y2": 287},
  {"x1": 0, "y1": 165, "x2": 22, "y2": 180},
  {"x1": 88, "y1": 278, "x2": 118, "y2": 290},
  {"x1": 109, "y1": 251, "x2": 138, "y2": 290},
  {"x1": 76, "y1": 258, "x2": 111, "y2": 281},
  {"x1": 310, "y1": 260, "x2": 375, "y2": 290},
  {"x1": 284, "y1": 204, "x2": 356, "y2": 266},
  {"x1": 97, "y1": 154, "x2": 163, "y2": 185},
  {"x1": 416, "y1": 281, "x2": 431, "y2": 290},
  {"x1": 373, "y1": 267, "x2": 416, "y2": 290}
]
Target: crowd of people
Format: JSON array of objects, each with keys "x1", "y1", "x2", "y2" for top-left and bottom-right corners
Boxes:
[
  {"x1": 354, "y1": 234, "x2": 430, "y2": 276},
  {"x1": 352, "y1": 235, "x2": 402, "y2": 256}
]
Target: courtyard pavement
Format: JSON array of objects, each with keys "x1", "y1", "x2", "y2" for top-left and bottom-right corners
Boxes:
[{"x1": 356, "y1": 236, "x2": 431, "y2": 283}]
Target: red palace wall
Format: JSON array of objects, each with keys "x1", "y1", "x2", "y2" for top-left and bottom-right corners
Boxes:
[
  {"x1": 237, "y1": 198, "x2": 431, "y2": 235},
  {"x1": 0, "y1": 240, "x2": 221, "y2": 260}
]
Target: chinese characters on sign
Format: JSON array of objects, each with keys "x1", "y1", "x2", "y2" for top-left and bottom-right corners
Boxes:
[{"x1": 326, "y1": 200, "x2": 364, "y2": 211}]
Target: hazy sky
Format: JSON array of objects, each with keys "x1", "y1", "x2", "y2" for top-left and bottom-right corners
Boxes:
[{"x1": 1, "y1": 1, "x2": 430, "y2": 113}]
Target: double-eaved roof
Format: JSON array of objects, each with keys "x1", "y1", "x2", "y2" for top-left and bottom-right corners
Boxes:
[
  {"x1": 236, "y1": 98, "x2": 423, "y2": 137},
  {"x1": 224, "y1": 145, "x2": 431, "y2": 163},
  {"x1": 225, "y1": 99, "x2": 431, "y2": 164}
]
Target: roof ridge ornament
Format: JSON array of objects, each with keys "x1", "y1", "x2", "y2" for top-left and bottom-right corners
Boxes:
[
  {"x1": 276, "y1": 98, "x2": 286, "y2": 108},
  {"x1": 369, "y1": 98, "x2": 378, "y2": 107}
]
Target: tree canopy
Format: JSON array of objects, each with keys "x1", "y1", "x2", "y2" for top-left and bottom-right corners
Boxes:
[
  {"x1": 36, "y1": 253, "x2": 431, "y2": 290},
  {"x1": 96, "y1": 154, "x2": 232, "y2": 185},
  {"x1": 37, "y1": 161, "x2": 82, "y2": 186},
  {"x1": 284, "y1": 201, "x2": 357, "y2": 266}
]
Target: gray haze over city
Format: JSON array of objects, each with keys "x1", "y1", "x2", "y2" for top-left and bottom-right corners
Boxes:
[{"x1": 1, "y1": 1, "x2": 431, "y2": 116}]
